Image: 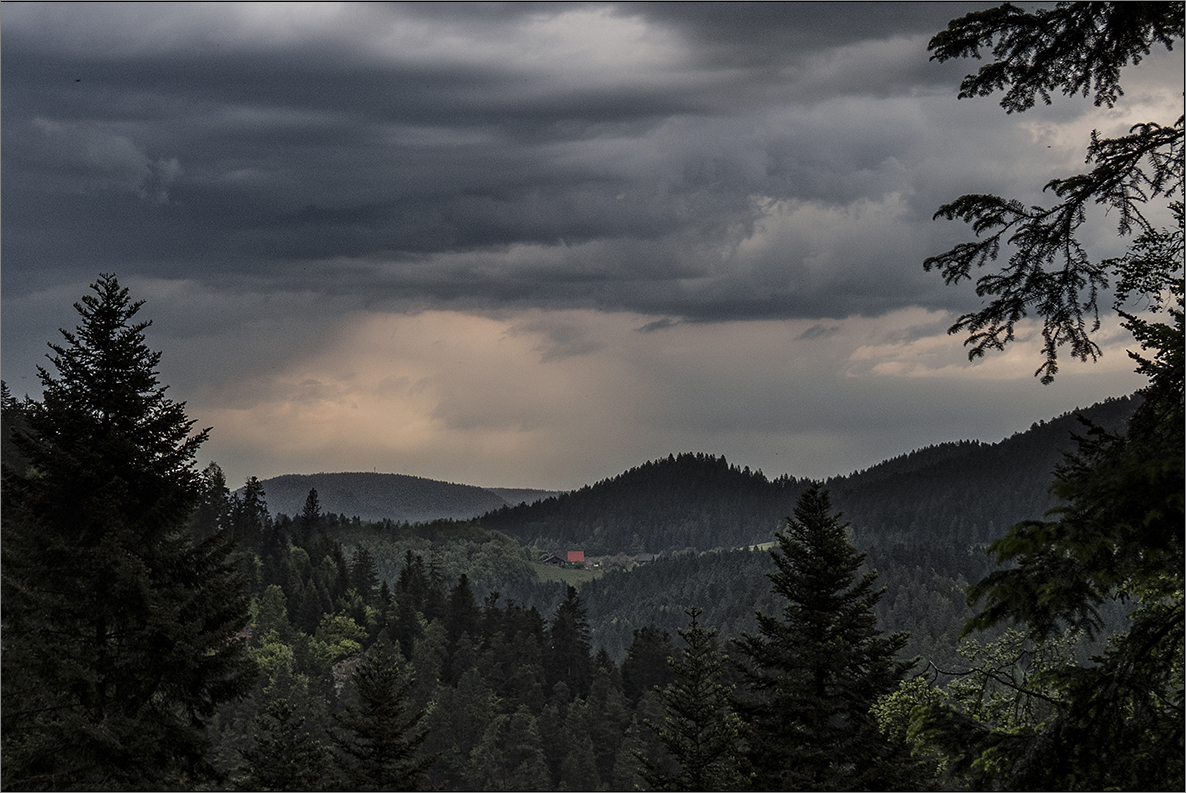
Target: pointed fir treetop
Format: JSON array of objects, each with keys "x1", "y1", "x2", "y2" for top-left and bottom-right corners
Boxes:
[
  {"x1": 12, "y1": 273, "x2": 211, "y2": 547},
  {"x1": 1, "y1": 274, "x2": 254, "y2": 789},
  {"x1": 34, "y1": 273, "x2": 207, "y2": 470},
  {"x1": 767, "y1": 482, "x2": 883, "y2": 626},
  {"x1": 641, "y1": 607, "x2": 746, "y2": 792},
  {"x1": 301, "y1": 486, "x2": 322, "y2": 529},
  {"x1": 331, "y1": 639, "x2": 436, "y2": 790},
  {"x1": 734, "y1": 482, "x2": 915, "y2": 790}
]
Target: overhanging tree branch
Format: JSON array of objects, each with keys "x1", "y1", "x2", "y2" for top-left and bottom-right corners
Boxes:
[
  {"x1": 925, "y1": 117, "x2": 1183, "y2": 383},
  {"x1": 925, "y1": 0, "x2": 1184, "y2": 383}
]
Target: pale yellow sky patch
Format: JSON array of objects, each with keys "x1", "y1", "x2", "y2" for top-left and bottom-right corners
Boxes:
[
  {"x1": 197, "y1": 308, "x2": 656, "y2": 486},
  {"x1": 846, "y1": 311, "x2": 1146, "y2": 381},
  {"x1": 194, "y1": 304, "x2": 1147, "y2": 491}
]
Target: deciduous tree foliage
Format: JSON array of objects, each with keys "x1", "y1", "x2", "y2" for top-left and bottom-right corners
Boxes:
[
  {"x1": 0, "y1": 274, "x2": 255, "y2": 789},
  {"x1": 878, "y1": 628, "x2": 1079, "y2": 790}
]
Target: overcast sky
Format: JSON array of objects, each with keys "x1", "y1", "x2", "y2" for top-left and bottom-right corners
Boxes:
[{"x1": 2, "y1": 2, "x2": 1181, "y2": 491}]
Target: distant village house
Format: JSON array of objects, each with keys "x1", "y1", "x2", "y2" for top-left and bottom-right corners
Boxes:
[{"x1": 542, "y1": 550, "x2": 586, "y2": 568}]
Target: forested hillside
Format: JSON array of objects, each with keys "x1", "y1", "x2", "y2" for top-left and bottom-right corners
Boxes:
[
  {"x1": 828, "y1": 395, "x2": 1139, "y2": 547},
  {"x1": 260, "y1": 394, "x2": 1134, "y2": 671},
  {"x1": 482, "y1": 452, "x2": 806, "y2": 554},
  {"x1": 4, "y1": 4, "x2": 1181, "y2": 788},
  {"x1": 480, "y1": 396, "x2": 1138, "y2": 556},
  {"x1": 474, "y1": 396, "x2": 1140, "y2": 668},
  {"x1": 2, "y1": 378, "x2": 1141, "y2": 675},
  {"x1": 254, "y1": 472, "x2": 514, "y2": 523},
  {"x1": 3, "y1": 265, "x2": 1176, "y2": 791},
  {"x1": 232, "y1": 396, "x2": 1137, "y2": 556}
]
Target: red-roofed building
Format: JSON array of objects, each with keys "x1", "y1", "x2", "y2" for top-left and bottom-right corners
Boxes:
[{"x1": 567, "y1": 550, "x2": 585, "y2": 563}]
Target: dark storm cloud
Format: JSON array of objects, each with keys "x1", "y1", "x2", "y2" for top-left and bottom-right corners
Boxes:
[
  {"x1": 0, "y1": 0, "x2": 1148, "y2": 345},
  {"x1": 5, "y1": 2, "x2": 1173, "y2": 491},
  {"x1": 626, "y1": 2, "x2": 977, "y2": 67},
  {"x1": 638, "y1": 317, "x2": 681, "y2": 333}
]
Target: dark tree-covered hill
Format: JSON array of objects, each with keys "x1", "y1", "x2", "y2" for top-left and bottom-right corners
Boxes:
[
  {"x1": 488, "y1": 487, "x2": 562, "y2": 507},
  {"x1": 479, "y1": 397, "x2": 1138, "y2": 556},
  {"x1": 828, "y1": 395, "x2": 1138, "y2": 548},
  {"x1": 242, "y1": 474, "x2": 558, "y2": 525},
  {"x1": 251, "y1": 472, "x2": 519, "y2": 523},
  {"x1": 221, "y1": 396, "x2": 1137, "y2": 555},
  {"x1": 480, "y1": 452, "x2": 810, "y2": 555}
]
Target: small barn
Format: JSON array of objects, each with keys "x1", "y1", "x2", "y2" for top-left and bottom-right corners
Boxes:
[{"x1": 567, "y1": 550, "x2": 585, "y2": 564}]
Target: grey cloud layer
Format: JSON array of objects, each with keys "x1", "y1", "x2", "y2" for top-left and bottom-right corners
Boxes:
[
  {"x1": 6, "y1": 2, "x2": 1173, "y2": 490},
  {"x1": 2, "y1": 2, "x2": 998, "y2": 316},
  {"x1": 6, "y1": 0, "x2": 1173, "y2": 376}
]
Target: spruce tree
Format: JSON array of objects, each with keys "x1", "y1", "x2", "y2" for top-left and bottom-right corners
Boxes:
[
  {"x1": 351, "y1": 546, "x2": 381, "y2": 606},
  {"x1": 546, "y1": 584, "x2": 594, "y2": 699},
  {"x1": 622, "y1": 624, "x2": 677, "y2": 706},
  {"x1": 641, "y1": 608, "x2": 746, "y2": 792},
  {"x1": 396, "y1": 549, "x2": 430, "y2": 613},
  {"x1": 445, "y1": 573, "x2": 481, "y2": 650},
  {"x1": 924, "y1": 1, "x2": 1183, "y2": 382},
  {"x1": 733, "y1": 483, "x2": 915, "y2": 790},
  {"x1": 299, "y1": 486, "x2": 322, "y2": 550},
  {"x1": 559, "y1": 702, "x2": 601, "y2": 791},
  {"x1": 0, "y1": 274, "x2": 255, "y2": 789},
  {"x1": 916, "y1": 6, "x2": 1184, "y2": 787},
  {"x1": 1, "y1": 380, "x2": 31, "y2": 477},
  {"x1": 924, "y1": 221, "x2": 1185, "y2": 788},
  {"x1": 466, "y1": 705, "x2": 551, "y2": 791},
  {"x1": 191, "y1": 461, "x2": 232, "y2": 542},
  {"x1": 331, "y1": 639, "x2": 436, "y2": 790},
  {"x1": 235, "y1": 698, "x2": 330, "y2": 791}
]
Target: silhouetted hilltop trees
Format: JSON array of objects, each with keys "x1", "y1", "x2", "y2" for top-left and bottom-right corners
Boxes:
[
  {"x1": 255, "y1": 472, "x2": 513, "y2": 523},
  {"x1": 0, "y1": 382, "x2": 31, "y2": 478},
  {"x1": 480, "y1": 398, "x2": 1138, "y2": 556},
  {"x1": 482, "y1": 452, "x2": 808, "y2": 554},
  {"x1": 828, "y1": 396, "x2": 1139, "y2": 547}
]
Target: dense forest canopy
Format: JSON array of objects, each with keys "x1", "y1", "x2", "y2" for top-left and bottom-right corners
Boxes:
[
  {"x1": 480, "y1": 396, "x2": 1137, "y2": 556},
  {"x1": 2, "y1": 3, "x2": 1181, "y2": 791}
]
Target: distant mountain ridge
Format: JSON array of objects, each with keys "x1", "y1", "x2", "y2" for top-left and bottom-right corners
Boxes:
[
  {"x1": 248, "y1": 395, "x2": 1137, "y2": 550},
  {"x1": 827, "y1": 395, "x2": 1138, "y2": 546},
  {"x1": 481, "y1": 451, "x2": 804, "y2": 553},
  {"x1": 251, "y1": 471, "x2": 557, "y2": 524},
  {"x1": 480, "y1": 395, "x2": 1139, "y2": 554}
]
